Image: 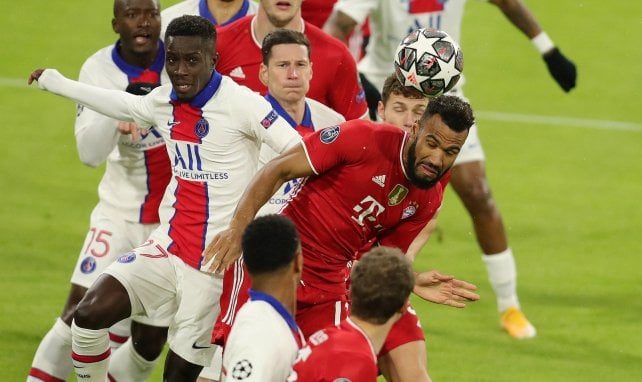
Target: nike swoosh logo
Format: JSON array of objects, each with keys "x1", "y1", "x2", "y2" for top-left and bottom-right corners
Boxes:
[
  {"x1": 167, "y1": 120, "x2": 181, "y2": 127},
  {"x1": 192, "y1": 341, "x2": 211, "y2": 349}
]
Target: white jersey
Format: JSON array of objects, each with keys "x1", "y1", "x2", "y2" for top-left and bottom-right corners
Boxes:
[
  {"x1": 334, "y1": 0, "x2": 471, "y2": 92},
  {"x1": 222, "y1": 290, "x2": 305, "y2": 382},
  {"x1": 161, "y1": 0, "x2": 258, "y2": 36},
  {"x1": 258, "y1": 94, "x2": 345, "y2": 215},
  {"x1": 38, "y1": 69, "x2": 301, "y2": 271},
  {"x1": 75, "y1": 41, "x2": 170, "y2": 223}
]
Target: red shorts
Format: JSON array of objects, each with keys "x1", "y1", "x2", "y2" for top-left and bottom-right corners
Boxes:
[
  {"x1": 296, "y1": 283, "x2": 348, "y2": 338},
  {"x1": 379, "y1": 305, "x2": 425, "y2": 356}
]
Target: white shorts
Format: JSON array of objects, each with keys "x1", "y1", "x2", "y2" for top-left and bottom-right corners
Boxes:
[
  {"x1": 450, "y1": 88, "x2": 485, "y2": 165},
  {"x1": 104, "y1": 238, "x2": 224, "y2": 366},
  {"x1": 71, "y1": 203, "x2": 157, "y2": 289},
  {"x1": 198, "y1": 346, "x2": 223, "y2": 380}
]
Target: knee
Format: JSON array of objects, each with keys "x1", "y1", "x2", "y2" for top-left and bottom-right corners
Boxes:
[{"x1": 131, "y1": 324, "x2": 168, "y2": 361}]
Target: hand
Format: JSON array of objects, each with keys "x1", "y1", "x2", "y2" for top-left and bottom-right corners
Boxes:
[
  {"x1": 202, "y1": 227, "x2": 243, "y2": 274},
  {"x1": 413, "y1": 270, "x2": 479, "y2": 308},
  {"x1": 28, "y1": 69, "x2": 45, "y2": 85},
  {"x1": 117, "y1": 122, "x2": 147, "y2": 143},
  {"x1": 543, "y1": 47, "x2": 577, "y2": 92}
]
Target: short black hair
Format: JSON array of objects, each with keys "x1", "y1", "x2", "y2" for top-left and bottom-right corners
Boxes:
[
  {"x1": 242, "y1": 214, "x2": 300, "y2": 275},
  {"x1": 350, "y1": 247, "x2": 415, "y2": 325},
  {"x1": 261, "y1": 29, "x2": 311, "y2": 65},
  {"x1": 419, "y1": 95, "x2": 475, "y2": 133},
  {"x1": 165, "y1": 14, "x2": 216, "y2": 44}
]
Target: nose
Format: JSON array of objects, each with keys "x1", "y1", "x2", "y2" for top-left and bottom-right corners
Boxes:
[
  {"x1": 287, "y1": 66, "x2": 299, "y2": 79},
  {"x1": 403, "y1": 112, "x2": 416, "y2": 130},
  {"x1": 174, "y1": 60, "x2": 188, "y2": 75}
]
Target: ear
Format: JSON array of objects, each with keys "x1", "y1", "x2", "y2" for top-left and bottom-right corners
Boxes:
[
  {"x1": 293, "y1": 251, "x2": 304, "y2": 275},
  {"x1": 259, "y1": 63, "x2": 268, "y2": 86},
  {"x1": 309, "y1": 61, "x2": 313, "y2": 80},
  {"x1": 112, "y1": 18, "x2": 119, "y2": 34},
  {"x1": 377, "y1": 100, "x2": 385, "y2": 120},
  {"x1": 211, "y1": 51, "x2": 219, "y2": 69}
]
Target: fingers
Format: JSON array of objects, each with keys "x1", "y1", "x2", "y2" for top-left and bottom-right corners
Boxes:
[
  {"x1": 452, "y1": 279, "x2": 477, "y2": 291},
  {"x1": 28, "y1": 69, "x2": 44, "y2": 85}
]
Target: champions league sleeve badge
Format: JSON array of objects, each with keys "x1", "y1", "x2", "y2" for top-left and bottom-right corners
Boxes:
[
  {"x1": 260, "y1": 109, "x2": 279, "y2": 129},
  {"x1": 320, "y1": 125, "x2": 340, "y2": 144}
]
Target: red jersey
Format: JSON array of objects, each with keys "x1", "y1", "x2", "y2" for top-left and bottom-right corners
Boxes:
[
  {"x1": 288, "y1": 318, "x2": 378, "y2": 382},
  {"x1": 284, "y1": 120, "x2": 443, "y2": 296},
  {"x1": 301, "y1": 0, "x2": 337, "y2": 28},
  {"x1": 215, "y1": 16, "x2": 368, "y2": 120}
]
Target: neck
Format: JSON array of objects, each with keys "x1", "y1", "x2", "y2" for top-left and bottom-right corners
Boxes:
[
  {"x1": 281, "y1": 98, "x2": 306, "y2": 125},
  {"x1": 208, "y1": 0, "x2": 243, "y2": 24},
  {"x1": 253, "y1": 8, "x2": 303, "y2": 46},
  {"x1": 251, "y1": 275, "x2": 298, "y2": 316},
  {"x1": 349, "y1": 315, "x2": 397, "y2": 354},
  {"x1": 119, "y1": 46, "x2": 158, "y2": 69}
]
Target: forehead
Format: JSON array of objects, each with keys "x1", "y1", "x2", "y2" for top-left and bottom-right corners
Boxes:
[
  {"x1": 268, "y1": 43, "x2": 309, "y2": 61},
  {"x1": 115, "y1": 0, "x2": 159, "y2": 13},
  {"x1": 386, "y1": 92, "x2": 427, "y2": 109},
  {"x1": 419, "y1": 114, "x2": 467, "y2": 144},
  {"x1": 166, "y1": 35, "x2": 209, "y2": 54}
]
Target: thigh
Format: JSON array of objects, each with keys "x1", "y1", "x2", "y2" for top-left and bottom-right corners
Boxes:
[
  {"x1": 168, "y1": 257, "x2": 223, "y2": 367},
  {"x1": 296, "y1": 286, "x2": 348, "y2": 338},
  {"x1": 71, "y1": 204, "x2": 158, "y2": 288}
]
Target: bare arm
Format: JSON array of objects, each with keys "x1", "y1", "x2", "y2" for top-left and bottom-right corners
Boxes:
[
  {"x1": 204, "y1": 143, "x2": 315, "y2": 273},
  {"x1": 323, "y1": 9, "x2": 359, "y2": 44}
]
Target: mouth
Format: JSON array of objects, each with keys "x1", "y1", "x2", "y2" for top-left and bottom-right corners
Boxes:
[
  {"x1": 173, "y1": 82, "x2": 193, "y2": 93},
  {"x1": 133, "y1": 32, "x2": 152, "y2": 45},
  {"x1": 418, "y1": 163, "x2": 438, "y2": 178},
  {"x1": 275, "y1": 1, "x2": 292, "y2": 10}
]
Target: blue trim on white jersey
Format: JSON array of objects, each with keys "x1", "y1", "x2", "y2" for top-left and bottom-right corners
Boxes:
[
  {"x1": 111, "y1": 40, "x2": 165, "y2": 80},
  {"x1": 265, "y1": 92, "x2": 314, "y2": 131},
  {"x1": 249, "y1": 289, "x2": 300, "y2": 335},
  {"x1": 199, "y1": 0, "x2": 250, "y2": 26},
  {"x1": 170, "y1": 70, "x2": 223, "y2": 108}
]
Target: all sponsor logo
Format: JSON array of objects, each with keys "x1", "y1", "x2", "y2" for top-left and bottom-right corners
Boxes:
[
  {"x1": 80, "y1": 257, "x2": 96, "y2": 274},
  {"x1": 320, "y1": 125, "x2": 340, "y2": 144}
]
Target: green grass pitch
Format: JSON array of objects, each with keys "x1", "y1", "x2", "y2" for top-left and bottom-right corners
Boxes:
[{"x1": 1, "y1": 1, "x2": 640, "y2": 381}]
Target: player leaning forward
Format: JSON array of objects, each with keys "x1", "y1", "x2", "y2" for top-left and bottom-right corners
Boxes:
[
  {"x1": 206, "y1": 95, "x2": 481, "y2": 375},
  {"x1": 28, "y1": 15, "x2": 300, "y2": 382}
]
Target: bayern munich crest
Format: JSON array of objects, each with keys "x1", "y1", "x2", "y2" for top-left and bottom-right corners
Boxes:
[{"x1": 195, "y1": 118, "x2": 209, "y2": 138}]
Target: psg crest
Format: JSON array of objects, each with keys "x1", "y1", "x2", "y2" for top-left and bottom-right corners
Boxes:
[{"x1": 195, "y1": 118, "x2": 209, "y2": 138}]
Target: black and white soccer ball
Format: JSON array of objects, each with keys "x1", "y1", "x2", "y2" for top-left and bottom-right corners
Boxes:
[
  {"x1": 394, "y1": 28, "x2": 464, "y2": 97},
  {"x1": 230, "y1": 359, "x2": 253, "y2": 380}
]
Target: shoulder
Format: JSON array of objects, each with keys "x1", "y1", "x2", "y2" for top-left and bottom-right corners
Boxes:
[
  {"x1": 306, "y1": 98, "x2": 345, "y2": 127},
  {"x1": 81, "y1": 45, "x2": 114, "y2": 71},
  {"x1": 217, "y1": 15, "x2": 253, "y2": 39}
]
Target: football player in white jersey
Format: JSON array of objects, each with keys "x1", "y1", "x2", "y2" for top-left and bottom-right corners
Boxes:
[
  {"x1": 324, "y1": 0, "x2": 578, "y2": 339},
  {"x1": 160, "y1": 0, "x2": 259, "y2": 36},
  {"x1": 29, "y1": 15, "x2": 300, "y2": 381},
  {"x1": 222, "y1": 214, "x2": 305, "y2": 382},
  {"x1": 27, "y1": 1, "x2": 170, "y2": 381}
]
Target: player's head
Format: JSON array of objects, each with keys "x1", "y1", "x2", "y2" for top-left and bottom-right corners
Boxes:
[
  {"x1": 378, "y1": 74, "x2": 428, "y2": 132},
  {"x1": 164, "y1": 15, "x2": 218, "y2": 101},
  {"x1": 242, "y1": 214, "x2": 302, "y2": 278},
  {"x1": 260, "y1": 29, "x2": 312, "y2": 105},
  {"x1": 404, "y1": 95, "x2": 474, "y2": 189},
  {"x1": 112, "y1": 0, "x2": 161, "y2": 58},
  {"x1": 350, "y1": 247, "x2": 414, "y2": 325},
  {"x1": 259, "y1": 0, "x2": 303, "y2": 28}
]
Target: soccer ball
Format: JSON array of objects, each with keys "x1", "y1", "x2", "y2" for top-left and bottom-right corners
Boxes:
[{"x1": 394, "y1": 28, "x2": 464, "y2": 97}]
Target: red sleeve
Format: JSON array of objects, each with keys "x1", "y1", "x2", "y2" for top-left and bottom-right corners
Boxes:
[{"x1": 302, "y1": 120, "x2": 373, "y2": 175}]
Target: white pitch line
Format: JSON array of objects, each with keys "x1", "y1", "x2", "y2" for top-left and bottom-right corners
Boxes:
[
  {"x1": 1, "y1": 76, "x2": 640, "y2": 132},
  {"x1": 476, "y1": 111, "x2": 642, "y2": 132}
]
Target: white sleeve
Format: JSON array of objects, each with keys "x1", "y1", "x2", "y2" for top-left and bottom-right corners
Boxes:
[
  {"x1": 73, "y1": 64, "x2": 120, "y2": 167},
  {"x1": 333, "y1": 0, "x2": 379, "y2": 25},
  {"x1": 243, "y1": 92, "x2": 301, "y2": 154},
  {"x1": 37, "y1": 69, "x2": 146, "y2": 125}
]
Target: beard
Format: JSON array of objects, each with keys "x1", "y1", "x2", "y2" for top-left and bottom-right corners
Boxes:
[{"x1": 404, "y1": 139, "x2": 446, "y2": 189}]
